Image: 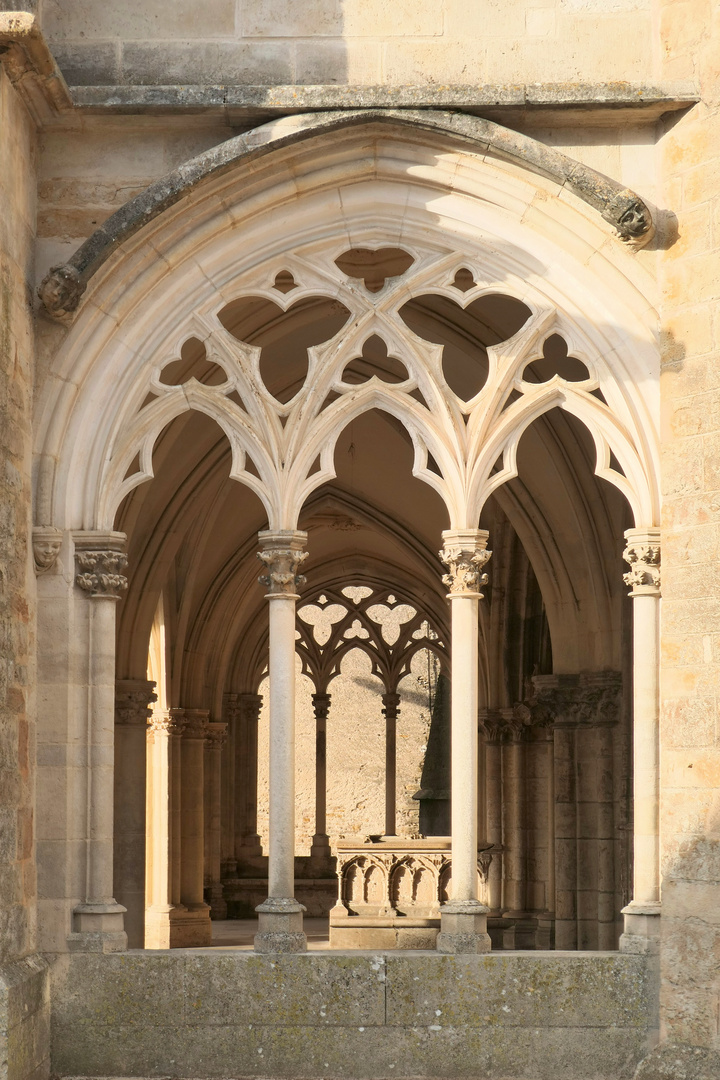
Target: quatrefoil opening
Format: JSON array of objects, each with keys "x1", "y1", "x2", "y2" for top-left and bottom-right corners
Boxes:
[
  {"x1": 521, "y1": 334, "x2": 591, "y2": 384},
  {"x1": 400, "y1": 293, "x2": 531, "y2": 403},
  {"x1": 335, "y1": 247, "x2": 414, "y2": 293},
  {"x1": 218, "y1": 295, "x2": 351, "y2": 404},
  {"x1": 159, "y1": 337, "x2": 229, "y2": 386},
  {"x1": 341, "y1": 336, "x2": 410, "y2": 385}
]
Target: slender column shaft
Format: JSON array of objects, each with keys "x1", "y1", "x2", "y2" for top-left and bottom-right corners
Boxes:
[
  {"x1": 171, "y1": 722, "x2": 183, "y2": 905},
  {"x1": 437, "y1": 529, "x2": 492, "y2": 954},
  {"x1": 220, "y1": 695, "x2": 237, "y2": 876},
  {"x1": 382, "y1": 692, "x2": 400, "y2": 836},
  {"x1": 502, "y1": 733, "x2": 525, "y2": 915},
  {"x1": 554, "y1": 721, "x2": 578, "y2": 949},
  {"x1": 235, "y1": 694, "x2": 263, "y2": 856},
  {"x1": 180, "y1": 711, "x2": 208, "y2": 907},
  {"x1": 71, "y1": 536, "x2": 128, "y2": 949},
  {"x1": 620, "y1": 529, "x2": 661, "y2": 951},
  {"x1": 254, "y1": 530, "x2": 308, "y2": 954},
  {"x1": 114, "y1": 679, "x2": 156, "y2": 948},
  {"x1": 205, "y1": 723, "x2": 227, "y2": 917},
  {"x1": 484, "y1": 728, "x2": 503, "y2": 913},
  {"x1": 632, "y1": 592, "x2": 660, "y2": 905},
  {"x1": 450, "y1": 591, "x2": 480, "y2": 898},
  {"x1": 145, "y1": 709, "x2": 184, "y2": 949},
  {"x1": 267, "y1": 594, "x2": 299, "y2": 897},
  {"x1": 313, "y1": 693, "x2": 330, "y2": 837}
]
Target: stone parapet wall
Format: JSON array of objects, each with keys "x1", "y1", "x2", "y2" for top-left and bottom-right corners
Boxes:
[
  {"x1": 50, "y1": 951, "x2": 654, "y2": 1079},
  {"x1": 0, "y1": 956, "x2": 50, "y2": 1080}
]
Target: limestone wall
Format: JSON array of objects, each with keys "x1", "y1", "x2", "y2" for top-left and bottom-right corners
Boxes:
[
  {"x1": 0, "y1": 52, "x2": 51, "y2": 1080},
  {"x1": 38, "y1": 0, "x2": 655, "y2": 88},
  {"x1": 50, "y1": 951, "x2": 653, "y2": 1079},
  {"x1": 0, "y1": 61, "x2": 37, "y2": 967},
  {"x1": 654, "y1": 0, "x2": 720, "y2": 1072}
]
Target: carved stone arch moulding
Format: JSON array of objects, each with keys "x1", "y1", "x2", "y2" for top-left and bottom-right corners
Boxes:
[
  {"x1": 37, "y1": 109, "x2": 654, "y2": 319},
  {"x1": 34, "y1": 115, "x2": 660, "y2": 537}
]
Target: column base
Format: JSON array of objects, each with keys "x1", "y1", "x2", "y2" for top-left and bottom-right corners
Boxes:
[
  {"x1": 436, "y1": 900, "x2": 491, "y2": 954},
  {"x1": 145, "y1": 903, "x2": 213, "y2": 949},
  {"x1": 310, "y1": 833, "x2": 333, "y2": 866},
  {"x1": 67, "y1": 902, "x2": 127, "y2": 953},
  {"x1": 206, "y1": 882, "x2": 228, "y2": 920},
  {"x1": 254, "y1": 898, "x2": 307, "y2": 953},
  {"x1": 240, "y1": 834, "x2": 264, "y2": 858},
  {"x1": 619, "y1": 900, "x2": 661, "y2": 954}
]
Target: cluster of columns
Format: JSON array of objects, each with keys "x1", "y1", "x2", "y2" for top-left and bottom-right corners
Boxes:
[{"x1": 46, "y1": 521, "x2": 660, "y2": 955}]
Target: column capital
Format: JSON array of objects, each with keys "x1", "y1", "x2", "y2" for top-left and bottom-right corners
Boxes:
[
  {"x1": 440, "y1": 529, "x2": 491, "y2": 598},
  {"x1": 623, "y1": 527, "x2": 661, "y2": 597},
  {"x1": 205, "y1": 721, "x2": 228, "y2": 748},
  {"x1": 115, "y1": 679, "x2": 157, "y2": 726},
  {"x1": 183, "y1": 708, "x2": 210, "y2": 739},
  {"x1": 381, "y1": 691, "x2": 401, "y2": 718},
  {"x1": 74, "y1": 531, "x2": 128, "y2": 599},
  {"x1": 311, "y1": 692, "x2": 331, "y2": 721},
  {"x1": 257, "y1": 530, "x2": 309, "y2": 598},
  {"x1": 148, "y1": 708, "x2": 186, "y2": 737}
]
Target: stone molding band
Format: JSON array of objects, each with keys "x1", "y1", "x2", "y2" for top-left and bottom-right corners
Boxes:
[{"x1": 38, "y1": 109, "x2": 655, "y2": 316}]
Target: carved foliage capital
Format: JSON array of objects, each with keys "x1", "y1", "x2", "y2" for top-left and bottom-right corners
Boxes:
[
  {"x1": 205, "y1": 721, "x2": 228, "y2": 748},
  {"x1": 257, "y1": 530, "x2": 308, "y2": 595},
  {"x1": 115, "y1": 680, "x2": 157, "y2": 726},
  {"x1": 148, "y1": 708, "x2": 186, "y2": 737},
  {"x1": 440, "y1": 529, "x2": 491, "y2": 597},
  {"x1": 75, "y1": 549, "x2": 128, "y2": 599},
  {"x1": 623, "y1": 530, "x2": 661, "y2": 596}
]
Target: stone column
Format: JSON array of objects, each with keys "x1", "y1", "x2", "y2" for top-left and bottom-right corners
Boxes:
[
  {"x1": 235, "y1": 693, "x2": 263, "y2": 860},
  {"x1": 69, "y1": 535, "x2": 128, "y2": 952},
  {"x1": 382, "y1": 691, "x2": 401, "y2": 836},
  {"x1": 221, "y1": 693, "x2": 239, "y2": 878},
  {"x1": 436, "y1": 529, "x2": 492, "y2": 953},
  {"x1": 254, "y1": 530, "x2": 308, "y2": 953},
  {"x1": 310, "y1": 692, "x2": 332, "y2": 862},
  {"x1": 114, "y1": 679, "x2": 156, "y2": 949},
  {"x1": 483, "y1": 713, "x2": 504, "y2": 916},
  {"x1": 204, "y1": 722, "x2": 228, "y2": 918},
  {"x1": 145, "y1": 708, "x2": 185, "y2": 949},
  {"x1": 179, "y1": 709, "x2": 212, "y2": 945},
  {"x1": 501, "y1": 719, "x2": 526, "y2": 920},
  {"x1": 620, "y1": 529, "x2": 662, "y2": 953}
]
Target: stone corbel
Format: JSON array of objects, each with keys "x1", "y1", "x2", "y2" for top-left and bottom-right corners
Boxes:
[
  {"x1": 0, "y1": 13, "x2": 72, "y2": 125},
  {"x1": 33, "y1": 526, "x2": 62, "y2": 575}
]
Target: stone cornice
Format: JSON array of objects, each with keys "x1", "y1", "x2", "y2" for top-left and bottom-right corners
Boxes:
[
  {"x1": 38, "y1": 106, "x2": 661, "y2": 316},
  {"x1": 68, "y1": 82, "x2": 697, "y2": 121}
]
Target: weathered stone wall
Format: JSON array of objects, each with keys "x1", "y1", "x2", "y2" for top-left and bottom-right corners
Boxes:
[
  {"x1": 653, "y1": 1, "x2": 720, "y2": 1075},
  {"x1": 0, "y1": 51, "x2": 50, "y2": 1080},
  {"x1": 38, "y1": 0, "x2": 655, "y2": 89},
  {"x1": 0, "y1": 60, "x2": 37, "y2": 968},
  {"x1": 50, "y1": 951, "x2": 654, "y2": 1079}
]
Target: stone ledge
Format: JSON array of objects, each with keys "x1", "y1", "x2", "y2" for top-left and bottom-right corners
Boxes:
[{"x1": 67, "y1": 81, "x2": 698, "y2": 124}]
